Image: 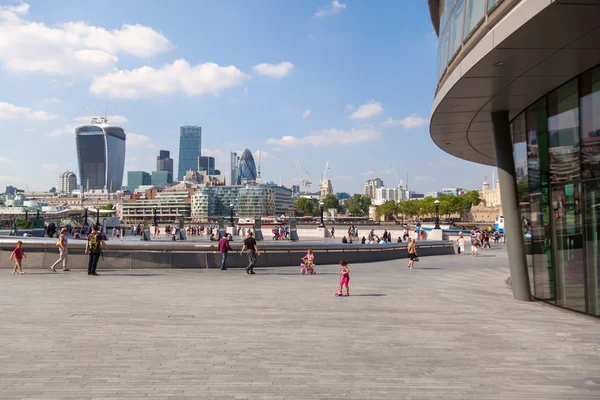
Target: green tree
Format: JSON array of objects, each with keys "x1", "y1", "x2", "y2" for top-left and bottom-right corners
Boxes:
[
  {"x1": 100, "y1": 203, "x2": 114, "y2": 211},
  {"x1": 294, "y1": 197, "x2": 316, "y2": 216},
  {"x1": 398, "y1": 200, "x2": 419, "y2": 219},
  {"x1": 346, "y1": 194, "x2": 371, "y2": 216},
  {"x1": 377, "y1": 201, "x2": 398, "y2": 221},
  {"x1": 321, "y1": 194, "x2": 340, "y2": 211},
  {"x1": 460, "y1": 190, "x2": 481, "y2": 210}
]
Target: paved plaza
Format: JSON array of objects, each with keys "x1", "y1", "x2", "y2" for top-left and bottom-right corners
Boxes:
[{"x1": 1, "y1": 245, "x2": 599, "y2": 400}]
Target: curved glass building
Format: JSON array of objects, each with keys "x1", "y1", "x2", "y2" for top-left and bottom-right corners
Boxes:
[
  {"x1": 76, "y1": 118, "x2": 126, "y2": 191},
  {"x1": 238, "y1": 149, "x2": 257, "y2": 184},
  {"x1": 428, "y1": 0, "x2": 600, "y2": 316}
]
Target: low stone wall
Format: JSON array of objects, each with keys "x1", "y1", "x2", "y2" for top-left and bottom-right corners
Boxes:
[{"x1": 0, "y1": 238, "x2": 455, "y2": 270}]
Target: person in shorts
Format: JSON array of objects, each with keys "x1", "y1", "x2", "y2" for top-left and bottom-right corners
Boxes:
[
  {"x1": 336, "y1": 260, "x2": 350, "y2": 296},
  {"x1": 10, "y1": 240, "x2": 27, "y2": 274},
  {"x1": 407, "y1": 238, "x2": 418, "y2": 269}
]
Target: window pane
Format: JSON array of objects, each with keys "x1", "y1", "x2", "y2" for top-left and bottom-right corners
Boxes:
[
  {"x1": 487, "y1": 0, "x2": 503, "y2": 12},
  {"x1": 530, "y1": 187, "x2": 554, "y2": 301},
  {"x1": 526, "y1": 99, "x2": 548, "y2": 192},
  {"x1": 580, "y1": 66, "x2": 600, "y2": 180},
  {"x1": 551, "y1": 183, "x2": 585, "y2": 312},
  {"x1": 582, "y1": 179, "x2": 600, "y2": 316},
  {"x1": 548, "y1": 79, "x2": 580, "y2": 184},
  {"x1": 437, "y1": 25, "x2": 451, "y2": 80},
  {"x1": 463, "y1": 0, "x2": 485, "y2": 40},
  {"x1": 448, "y1": 0, "x2": 466, "y2": 60}
]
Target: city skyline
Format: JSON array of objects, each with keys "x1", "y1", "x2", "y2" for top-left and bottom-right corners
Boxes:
[{"x1": 0, "y1": 1, "x2": 484, "y2": 194}]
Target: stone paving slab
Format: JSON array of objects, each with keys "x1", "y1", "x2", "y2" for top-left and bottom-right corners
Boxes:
[{"x1": 0, "y1": 244, "x2": 599, "y2": 399}]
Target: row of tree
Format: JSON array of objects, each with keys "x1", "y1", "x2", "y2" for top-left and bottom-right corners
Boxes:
[
  {"x1": 377, "y1": 191, "x2": 481, "y2": 221},
  {"x1": 294, "y1": 194, "x2": 372, "y2": 216}
]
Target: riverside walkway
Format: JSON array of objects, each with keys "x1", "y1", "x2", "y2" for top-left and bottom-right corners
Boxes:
[{"x1": 0, "y1": 244, "x2": 598, "y2": 399}]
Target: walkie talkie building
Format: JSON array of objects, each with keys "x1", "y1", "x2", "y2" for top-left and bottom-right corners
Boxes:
[{"x1": 75, "y1": 117, "x2": 126, "y2": 191}]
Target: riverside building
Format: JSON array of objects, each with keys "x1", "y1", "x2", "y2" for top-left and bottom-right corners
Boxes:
[{"x1": 428, "y1": 0, "x2": 600, "y2": 316}]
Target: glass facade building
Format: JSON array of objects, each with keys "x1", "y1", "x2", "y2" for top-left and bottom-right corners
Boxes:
[
  {"x1": 151, "y1": 171, "x2": 173, "y2": 187},
  {"x1": 199, "y1": 156, "x2": 216, "y2": 175},
  {"x1": 238, "y1": 149, "x2": 257, "y2": 184},
  {"x1": 127, "y1": 171, "x2": 151, "y2": 191},
  {"x1": 510, "y1": 66, "x2": 600, "y2": 316},
  {"x1": 76, "y1": 124, "x2": 126, "y2": 191},
  {"x1": 156, "y1": 150, "x2": 174, "y2": 177},
  {"x1": 178, "y1": 126, "x2": 201, "y2": 181}
]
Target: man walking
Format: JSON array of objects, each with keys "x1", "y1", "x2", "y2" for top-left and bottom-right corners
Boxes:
[
  {"x1": 240, "y1": 231, "x2": 260, "y2": 274},
  {"x1": 85, "y1": 224, "x2": 107, "y2": 276},
  {"x1": 218, "y1": 234, "x2": 231, "y2": 270}
]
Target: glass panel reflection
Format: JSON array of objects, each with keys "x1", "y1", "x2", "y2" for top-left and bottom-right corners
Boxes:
[
  {"x1": 582, "y1": 180, "x2": 600, "y2": 316},
  {"x1": 463, "y1": 0, "x2": 485, "y2": 40},
  {"x1": 487, "y1": 0, "x2": 503, "y2": 12},
  {"x1": 580, "y1": 66, "x2": 600, "y2": 180},
  {"x1": 448, "y1": 0, "x2": 466, "y2": 60}
]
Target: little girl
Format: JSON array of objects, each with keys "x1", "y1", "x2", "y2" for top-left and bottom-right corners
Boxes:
[
  {"x1": 10, "y1": 241, "x2": 27, "y2": 274},
  {"x1": 336, "y1": 260, "x2": 350, "y2": 296},
  {"x1": 301, "y1": 249, "x2": 315, "y2": 274}
]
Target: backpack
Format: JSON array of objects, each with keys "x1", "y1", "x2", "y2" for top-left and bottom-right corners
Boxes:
[{"x1": 88, "y1": 232, "x2": 101, "y2": 253}]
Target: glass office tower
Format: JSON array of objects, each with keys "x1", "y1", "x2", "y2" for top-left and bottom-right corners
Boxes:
[
  {"x1": 178, "y1": 126, "x2": 201, "y2": 181},
  {"x1": 238, "y1": 149, "x2": 257, "y2": 183},
  {"x1": 76, "y1": 121, "x2": 126, "y2": 191},
  {"x1": 199, "y1": 156, "x2": 216, "y2": 175}
]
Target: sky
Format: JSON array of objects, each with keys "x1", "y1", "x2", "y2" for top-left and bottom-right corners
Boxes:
[{"x1": 0, "y1": 0, "x2": 489, "y2": 194}]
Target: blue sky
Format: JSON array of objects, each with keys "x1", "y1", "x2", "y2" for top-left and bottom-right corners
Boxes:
[{"x1": 0, "y1": 0, "x2": 487, "y2": 193}]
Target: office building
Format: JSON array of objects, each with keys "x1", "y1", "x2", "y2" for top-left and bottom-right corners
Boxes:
[
  {"x1": 442, "y1": 188, "x2": 464, "y2": 197},
  {"x1": 199, "y1": 156, "x2": 216, "y2": 175},
  {"x1": 58, "y1": 171, "x2": 77, "y2": 194},
  {"x1": 426, "y1": 191, "x2": 442, "y2": 198},
  {"x1": 291, "y1": 185, "x2": 301, "y2": 196},
  {"x1": 320, "y1": 179, "x2": 333, "y2": 199},
  {"x1": 428, "y1": 0, "x2": 600, "y2": 315},
  {"x1": 121, "y1": 189, "x2": 194, "y2": 223},
  {"x1": 151, "y1": 171, "x2": 173, "y2": 187},
  {"x1": 4, "y1": 186, "x2": 18, "y2": 195},
  {"x1": 336, "y1": 192, "x2": 350, "y2": 200},
  {"x1": 374, "y1": 187, "x2": 399, "y2": 206},
  {"x1": 238, "y1": 149, "x2": 257, "y2": 183},
  {"x1": 127, "y1": 171, "x2": 151, "y2": 191},
  {"x1": 178, "y1": 126, "x2": 201, "y2": 181},
  {"x1": 156, "y1": 150, "x2": 174, "y2": 176},
  {"x1": 76, "y1": 116, "x2": 126, "y2": 190},
  {"x1": 363, "y1": 178, "x2": 384, "y2": 199},
  {"x1": 266, "y1": 184, "x2": 295, "y2": 216},
  {"x1": 230, "y1": 152, "x2": 240, "y2": 186}
]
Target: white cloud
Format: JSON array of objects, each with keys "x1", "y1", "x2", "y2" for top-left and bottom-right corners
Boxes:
[
  {"x1": 253, "y1": 62, "x2": 295, "y2": 79},
  {"x1": 253, "y1": 150, "x2": 278, "y2": 162},
  {"x1": 0, "y1": 102, "x2": 58, "y2": 120},
  {"x1": 49, "y1": 124, "x2": 76, "y2": 137},
  {"x1": 345, "y1": 104, "x2": 354, "y2": 111},
  {"x1": 382, "y1": 113, "x2": 429, "y2": 128},
  {"x1": 267, "y1": 126, "x2": 380, "y2": 147},
  {"x1": 43, "y1": 97, "x2": 61, "y2": 103},
  {"x1": 0, "y1": 3, "x2": 172, "y2": 76},
  {"x1": 42, "y1": 163, "x2": 59, "y2": 171},
  {"x1": 308, "y1": 33, "x2": 317, "y2": 40},
  {"x1": 350, "y1": 101, "x2": 384, "y2": 120},
  {"x1": 74, "y1": 115, "x2": 129, "y2": 124},
  {"x1": 314, "y1": 0, "x2": 346, "y2": 17},
  {"x1": 0, "y1": 176, "x2": 24, "y2": 183},
  {"x1": 0, "y1": 157, "x2": 14, "y2": 163},
  {"x1": 361, "y1": 170, "x2": 377, "y2": 177},
  {"x1": 127, "y1": 133, "x2": 156, "y2": 148},
  {"x1": 302, "y1": 109, "x2": 312, "y2": 119},
  {"x1": 90, "y1": 59, "x2": 249, "y2": 98}
]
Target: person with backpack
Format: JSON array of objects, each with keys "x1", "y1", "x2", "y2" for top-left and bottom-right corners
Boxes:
[{"x1": 85, "y1": 224, "x2": 107, "y2": 276}]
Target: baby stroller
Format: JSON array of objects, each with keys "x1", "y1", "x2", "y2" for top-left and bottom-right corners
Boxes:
[{"x1": 300, "y1": 260, "x2": 316, "y2": 275}]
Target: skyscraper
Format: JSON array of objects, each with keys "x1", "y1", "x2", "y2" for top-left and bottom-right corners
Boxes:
[
  {"x1": 199, "y1": 156, "x2": 216, "y2": 175},
  {"x1": 156, "y1": 150, "x2": 174, "y2": 176},
  {"x1": 76, "y1": 117, "x2": 126, "y2": 191},
  {"x1": 127, "y1": 171, "x2": 151, "y2": 191},
  {"x1": 58, "y1": 171, "x2": 77, "y2": 194},
  {"x1": 230, "y1": 152, "x2": 240, "y2": 185},
  {"x1": 177, "y1": 126, "x2": 201, "y2": 181},
  {"x1": 238, "y1": 149, "x2": 257, "y2": 183}
]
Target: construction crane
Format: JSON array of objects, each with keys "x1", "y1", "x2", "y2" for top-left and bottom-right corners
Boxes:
[
  {"x1": 320, "y1": 159, "x2": 330, "y2": 184},
  {"x1": 391, "y1": 163, "x2": 400, "y2": 186},
  {"x1": 293, "y1": 158, "x2": 312, "y2": 193}
]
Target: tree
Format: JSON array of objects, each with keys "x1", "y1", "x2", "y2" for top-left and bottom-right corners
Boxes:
[
  {"x1": 398, "y1": 200, "x2": 419, "y2": 219},
  {"x1": 322, "y1": 194, "x2": 340, "y2": 211},
  {"x1": 346, "y1": 194, "x2": 371, "y2": 216},
  {"x1": 100, "y1": 203, "x2": 114, "y2": 211},
  {"x1": 460, "y1": 190, "x2": 481, "y2": 210},
  {"x1": 294, "y1": 197, "x2": 316, "y2": 216},
  {"x1": 377, "y1": 201, "x2": 398, "y2": 221}
]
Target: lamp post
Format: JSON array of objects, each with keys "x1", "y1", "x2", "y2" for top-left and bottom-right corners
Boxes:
[
  {"x1": 84, "y1": 208, "x2": 88, "y2": 227},
  {"x1": 96, "y1": 208, "x2": 100, "y2": 226},
  {"x1": 434, "y1": 199, "x2": 441, "y2": 229},
  {"x1": 25, "y1": 210, "x2": 28, "y2": 221},
  {"x1": 318, "y1": 202, "x2": 325, "y2": 228},
  {"x1": 229, "y1": 203, "x2": 235, "y2": 227},
  {"x1": 152, "y1": 207, "x2": 157, "y2": 226}
]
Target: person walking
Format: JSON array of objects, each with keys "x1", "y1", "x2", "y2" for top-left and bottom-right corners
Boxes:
[
  {"x1": 85, "y1": 224, "x2": 107, "y2": 276},
  {"x1": 240, "y1": 231, "x2": 260, "y2": 274},
  {"x1": 407, "y1": 238, "x2": 418, "y2": 269},
  {"x1": 330, "y1": 226, "x2": 335, "y2": 239},
  {"x1": 49, "y1": 227, "x2": 70, "y2": 272},
  {"x1": 10, "y1": 240, "x2": 27, "y2": 274},
  {"x1": 218, "y1": 234, "x2": 231, "y2": 270},
  {"x1": 457, "y1": 235, "x2": 465, "y2": 255}
]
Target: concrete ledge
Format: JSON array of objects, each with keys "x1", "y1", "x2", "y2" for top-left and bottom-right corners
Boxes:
[{"x1": 0, "y1": 238, "x2": 455, "y2": 269}]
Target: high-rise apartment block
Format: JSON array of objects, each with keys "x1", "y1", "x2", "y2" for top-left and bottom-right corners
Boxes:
[
  {"x1": 178, "y1": 126, "x2": 201, "y2": 181},
  {"x1": 58, "y1": 171, "x2": 77, "y2": 194},
  {"x1": 363, "y1": 178, "x2": 384, "y2": 198}
]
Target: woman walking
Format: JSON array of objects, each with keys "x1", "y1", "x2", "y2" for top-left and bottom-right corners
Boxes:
[{"x1": 49, "y1": 228, "x2": 70, "y2": 272}]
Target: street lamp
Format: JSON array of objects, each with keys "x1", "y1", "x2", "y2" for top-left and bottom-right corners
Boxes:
[
  {"x1": 96, "y1": 208, "x2": 100, "y2": 226},
  {"x1": 319, "y1": 201, "x2": 325, "y2": 228},
  {"x1": 83, "y1": 207, "x2": 88, "y2": 226},
  {"x1": 434, "y1": 199, "x2": 441, "y2": 230},
  {"x1": 229, "y1": 203, "x2": 235, "y2": 227},
  {"x1": 152, "y1": 207, "x2": 157, "y2": 226}
]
